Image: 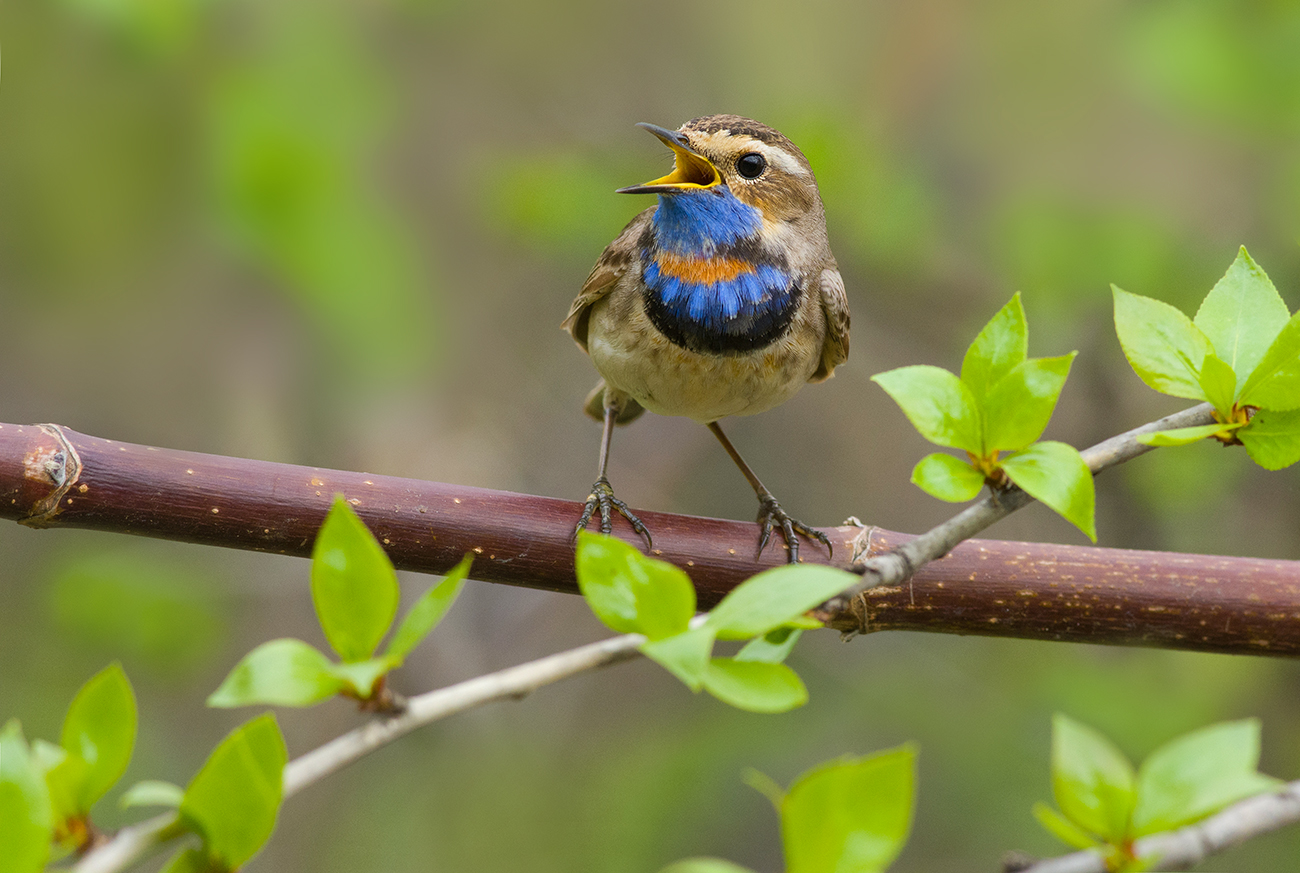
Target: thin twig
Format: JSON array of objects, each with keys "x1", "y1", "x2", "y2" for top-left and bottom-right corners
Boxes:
[
  {"x1": 1017, "y1": 780, "x2": 1300, "y2": 872},
  {"x1": 818, "y1": 404, "x2": 1217, "y2": 624},
  {"x1": 74, "y1": 634, "x2": 645, "y2": 873},
  {"x1": 73, "y1": 813, "x2": 179, "y2": 873},
  {"x1": 283, "y1": 633, "x2": 643, "y2": 796}
]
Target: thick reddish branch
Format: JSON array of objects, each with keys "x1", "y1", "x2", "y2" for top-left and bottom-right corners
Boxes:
[{"x1": 4, "y1": 422, "x2": 1300, "y2": 656}]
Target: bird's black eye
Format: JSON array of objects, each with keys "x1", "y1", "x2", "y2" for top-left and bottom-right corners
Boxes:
[{"x1": 736, "y1": 153, "x2": 766, "y2": 179}]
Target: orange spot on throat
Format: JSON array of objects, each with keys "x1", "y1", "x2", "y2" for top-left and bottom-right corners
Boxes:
[{"x1": 656, "y1": 253, "x2": 755, "y2": 284}]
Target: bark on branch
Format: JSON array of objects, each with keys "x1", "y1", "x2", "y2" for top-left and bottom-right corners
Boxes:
[{"x1": 4, "y1": 421, "x2": 1300, "y2": 656}]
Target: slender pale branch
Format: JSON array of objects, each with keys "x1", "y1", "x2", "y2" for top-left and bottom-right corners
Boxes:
[
  {"x1": 73, "y1": 813, "x2": 179, "y2": 873},
  {"x1": 282, "y1": 633, "x2": 643, "y2": 795},
  {"x1": 75, "y1": 633, "x2": 646, "y2": 873},
  {"x1": 1017, "y1": 780, "x2": 1300, "y2": 873}
]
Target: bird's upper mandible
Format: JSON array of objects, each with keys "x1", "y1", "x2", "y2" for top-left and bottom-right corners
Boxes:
[{"x1": 618, "y1": 115, "x2": 825, "y2": 225}]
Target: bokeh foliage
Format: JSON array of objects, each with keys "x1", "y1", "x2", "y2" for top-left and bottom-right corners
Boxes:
[{"x1": 4, "y1": 0, "x2": 1300, "y2": 870}]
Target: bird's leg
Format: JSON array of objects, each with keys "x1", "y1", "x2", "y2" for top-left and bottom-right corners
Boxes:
[
  {"x1": 707, "y1": 421, "x2": 831, "y2": 564},
  {"x1": 575, "y1": 401, "x2": 653, "y2": 548}
]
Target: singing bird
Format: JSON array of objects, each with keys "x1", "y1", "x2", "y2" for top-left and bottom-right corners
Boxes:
[{"x1": 562, "y1": 115, "x2": 850, "y2": 562}]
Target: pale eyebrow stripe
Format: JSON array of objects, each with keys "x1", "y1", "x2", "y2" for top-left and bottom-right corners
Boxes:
[
  {"x1": 752, "y1": 141, "x2": 811, "y2": 177},
  {"x1": 692, "y1": 130, "x2": 812, "y2": 178}
]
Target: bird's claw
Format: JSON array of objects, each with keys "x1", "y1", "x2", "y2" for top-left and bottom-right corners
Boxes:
[
  {"x1": 575, "y1": 476, "x2": 653, "y2": 549},
  {"x1": 756, "y1": 493, "x2": 831, "y2": 564}
]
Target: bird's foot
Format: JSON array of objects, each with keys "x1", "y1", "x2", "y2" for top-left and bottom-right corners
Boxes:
[
  {"x1": 756, "y1": 493, "x2": 831, "y2": 564},
  {"x1": 575, "y1": 476, "x2": 653, "y2": 549}
]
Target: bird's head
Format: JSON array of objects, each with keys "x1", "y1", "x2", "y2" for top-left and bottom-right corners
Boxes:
[{"x1": 617, "y1": 115, "x2": 821, "y2": 223}]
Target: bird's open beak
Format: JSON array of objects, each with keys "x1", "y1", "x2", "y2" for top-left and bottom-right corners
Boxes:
[{"x1": 617, "y1": 123, "x2": 721, "y2": 194}]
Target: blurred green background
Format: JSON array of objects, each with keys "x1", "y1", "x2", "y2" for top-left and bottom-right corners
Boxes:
[{"x1": 3, "y1": 0, "x2": 1300, "y2": 869}]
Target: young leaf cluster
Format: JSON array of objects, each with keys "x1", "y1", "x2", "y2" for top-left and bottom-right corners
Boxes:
[
  {"x1": 154, "y1": 715, "x2": 288, "y2": 873},
  {"x1": 1114, "y1": 247, "x2": 1300, "y2": 469},
  {"x1": 1034, "y1": 714, "x2": 1280, "y2": 870},
  {"x1": 209, "y1": 496, "x2": 470, "y2": 710},
  {"x1": 0, "y1": 663, "x2": 136, "y2": 869},
  {"x1": 575, "y1": 532, "x2": 857, "y2": 713},
  {"x1": 873, "y1": 293, "x2": 1096, "y2": 540},
  {"x1": 1, "y1": 721, "x2": 54, "y2": 873},
  {"x1": 662, "y1": 746, "x2": 916, "y2": 873},
  {"x1": 0, "y1": 666, "x2": 287, "y2": 873}
]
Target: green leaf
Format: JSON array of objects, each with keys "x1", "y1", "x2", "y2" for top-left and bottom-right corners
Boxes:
[
  {"x1": 983, "y1": 353, "x2": 1077, "y2": 452},
  {"x1": 1033, "y1": 802, "x2": 1101, "y2": 850},
  {"x1": 911, "y1": 453, "x2": 986, "y2": 502},
  {"x1": 384, "y1": 555, "x2": 472, "y2": 664},
  {"x1": 0, "y1": 721, "x2": 53, "y2": 873},
  {"x1": 311, "y1": 496, "x2": 400, "y2": 662},
  {"x1": 58, "y1": 662, "x2": 137, "y2": 815},
  {"x1": 872, "y1": 365, "x2": 982, "y2": 451},
  {"x1": 1121, "y1": 857, "x2": 1160, "y2": 873},
  {"x1": 325, "y1": 657, "x2": 395, "y2": 700},
  {"x1": 180, "y1": 714, "x2": 287, "y2": 869},
  {"x1": 1135, "y1": 423, "x2": 1241, "y2": 446},
  {"x1": 1113, "y1": 285, "x2": 1214, "y2": 400},
  {"x1": 659, "y1": 859, "x2": 757, "y2": 873},
  {"x1": 1239, "y1": 311, "x2": 1300, "y2": 410},
  {"x1": 742, "y1": 768, "x2": 786, "y2": 811},
  {"x1": 1193, "y1": 247, "x2": 1291, "y2": 395},
  {"x1": 1131, "y1": 719, "x2": 1282, "y2": 836},
  {"x1": 735, "y1": 627, "x2": 803, "y2": 664},
  {"x1": 1001, "y1": 442, "x2": 1097, "y2": 541},
  {"x1": 640, "y1": 626, "x2": 716, "y2": 691},
  {"x1": 783, "y1": 746, "x2": 916, "y2": 873},
  {"x1": 1197, "y1": 352, "x2": 1238, "y2": 417},
  {"x1": 961, "y1": 292, "x2": 1028, "y2": 401},
  {"x1": 120, "y1": 780, "x2": 185, "y2": 809},
  {"x1": 575, "y1": 532, "x2": 694, "y2": 640},
  {"x1": 1240, "y1": 408, "x2": 1300, "y2": 470},
  {"x1": 158, "y1": 847, "x2": 215, "y2": 873},
  {"x1": 701, "y1": 659, "x2": 808, "y2": 713},
  {"x1": 42, "y1": 748, "x2": 88, "y2": 827},
  {"x1": 207, "y1": 639, "x2": 347, "y2": 708},
  {"x1": 1050, "y1": 714, "x2": 1136, "y2": 844},
  {"x1": 704, "y1": 564, "x2": 854, "y2": 640},
  {"x1": 30, "y1": 739, "x2": 67, "y2": 774}
]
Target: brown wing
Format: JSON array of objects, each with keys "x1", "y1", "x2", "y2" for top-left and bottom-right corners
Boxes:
[
  {"x1": 561, "y1": 208, "x2": 652, "y2": 351},
  {"x1": 809, "y1": 264, "x2": 850, "y2": 382}
]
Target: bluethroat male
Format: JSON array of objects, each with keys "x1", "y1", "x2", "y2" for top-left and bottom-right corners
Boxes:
[{"x1": 563, "y1": 115, "x2": 850, "y2": 563}]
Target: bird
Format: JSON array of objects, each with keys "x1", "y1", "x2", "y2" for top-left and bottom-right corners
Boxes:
[{"x1": 562, "y1": 115, "x2": 850, "y2": 563}]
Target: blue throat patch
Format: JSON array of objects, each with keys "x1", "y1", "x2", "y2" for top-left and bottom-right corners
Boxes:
[
  {"x1": 651, "y1": 187, "x2": 763, "y2": 254},
  {"x1": 643, "y1": 188, "x2": 801, "y2": 355}
]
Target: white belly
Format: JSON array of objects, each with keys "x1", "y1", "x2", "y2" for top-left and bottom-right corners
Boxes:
[{"x1": 587, "y1": 299, "x2": 820, "y2": 424}]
